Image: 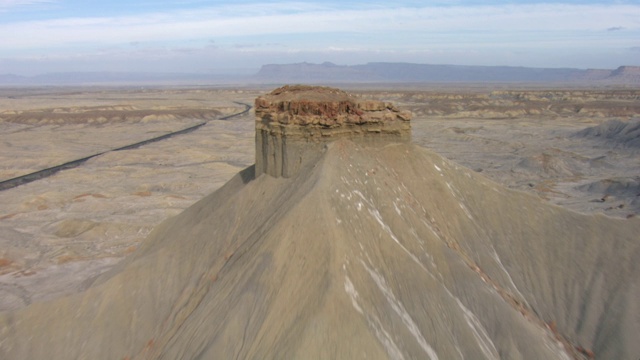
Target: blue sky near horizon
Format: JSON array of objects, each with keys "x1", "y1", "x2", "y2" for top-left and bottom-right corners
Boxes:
[{"x1": 0, "y1": 0, "x2": 638, "y2": 75}]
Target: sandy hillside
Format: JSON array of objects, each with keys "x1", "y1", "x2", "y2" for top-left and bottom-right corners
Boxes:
[{"x1": 1, "y1": 140, "x2": 638, "y2": 359}]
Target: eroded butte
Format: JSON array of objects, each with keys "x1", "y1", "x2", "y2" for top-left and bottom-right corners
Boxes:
[{"x1": 0, "y1": 85, "x2": 638, "y2": 359}]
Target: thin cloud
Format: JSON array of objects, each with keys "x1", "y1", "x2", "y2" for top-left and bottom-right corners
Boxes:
[
  {"x1": 1, "y1": 2, "x2": 639, "y2": 72},
  {"x1": 2, "y1": 3, "x2": 639, "y2": 50},
  {"x1": 0, "y1": 0, "x2": 54, "y2": 11},
  {"x1": 608, "y1": 26, "x2": 624, "y2": 31}
]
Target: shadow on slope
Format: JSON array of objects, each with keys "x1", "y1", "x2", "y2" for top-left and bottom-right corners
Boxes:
[{"x1": 1, "y1": 141, "x2": 638, "y2": 360}]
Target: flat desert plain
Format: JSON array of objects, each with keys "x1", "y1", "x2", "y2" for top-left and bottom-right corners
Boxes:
[{"x1": 0, "y1": 85, "x2": 638, "y2": 311}]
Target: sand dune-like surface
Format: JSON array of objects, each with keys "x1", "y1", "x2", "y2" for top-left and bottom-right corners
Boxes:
[{"x1": 1, "y1": 140, "x2": 638, "y2": 359}]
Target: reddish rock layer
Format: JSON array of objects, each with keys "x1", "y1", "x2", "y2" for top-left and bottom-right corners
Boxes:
[
  {"x1": 254, "y1": 85, "x2": 412, "y2": 178},
  {"x1": 255, "y1": 85, "x2": 411, "y2": 127}
]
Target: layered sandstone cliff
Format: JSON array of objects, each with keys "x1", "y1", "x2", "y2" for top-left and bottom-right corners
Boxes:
[{"x1": 255, "y1": 85, "x2": 411, "y2": 177}]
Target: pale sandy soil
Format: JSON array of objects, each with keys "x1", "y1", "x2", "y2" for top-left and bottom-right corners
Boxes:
[
  {"x1": 0, "y1": 88, "x2": 259, "y2": 310},
  {"x1": 0, "y1": 86, "x2": 638, "y2": 313},
  {"x1": 387, "y1": 88, "x2": 640, "y2": 218}
]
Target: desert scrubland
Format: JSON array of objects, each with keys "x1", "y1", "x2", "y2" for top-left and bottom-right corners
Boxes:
[{"x1": 0, "y1": 85, "x2": 638, "y2": 359}]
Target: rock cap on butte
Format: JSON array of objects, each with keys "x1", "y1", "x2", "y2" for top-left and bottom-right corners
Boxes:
[
  {"x1": 255, "y1": 85, "x2": 412, "y2": 178},
  {"x1": 254, "y1": 84, "x2": 411, "y2": 127}
]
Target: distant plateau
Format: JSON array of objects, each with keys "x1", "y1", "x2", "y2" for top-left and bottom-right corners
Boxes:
[{"x1": 1, "y1": 62, "x2": 639, "y2": 85}]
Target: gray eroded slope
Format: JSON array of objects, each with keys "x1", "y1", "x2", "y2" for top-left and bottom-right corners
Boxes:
[
  {"x1": 1, "y1": 140, "x2": 638, "y2": 359},
  {"x1": 573, "y1": 118, "x2": 640, "y2": 148}
]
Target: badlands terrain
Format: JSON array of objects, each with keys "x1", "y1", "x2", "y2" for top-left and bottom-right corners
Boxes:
[
  {"x1": 0, "y1": 85, "x2": 639, "y2": 359},
  {"x1": 0, "y1": 87, "x2": 259, "y2": 309}
]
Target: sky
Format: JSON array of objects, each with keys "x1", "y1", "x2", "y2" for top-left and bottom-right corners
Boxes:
[{"x1": 0, "y1": 0, "x2": 639, "y2": 75}]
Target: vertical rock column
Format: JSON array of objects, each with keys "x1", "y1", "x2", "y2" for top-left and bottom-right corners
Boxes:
[{"x1": 254, "y1": 85, "x2": 412, "y2": 178}]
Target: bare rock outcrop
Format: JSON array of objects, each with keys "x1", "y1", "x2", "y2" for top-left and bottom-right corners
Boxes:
[{"x1": 255, "y1": 85, "x2": 411, "y2": 177}]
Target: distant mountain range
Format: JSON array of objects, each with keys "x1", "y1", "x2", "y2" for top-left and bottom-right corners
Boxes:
[
  {"x1": 1, "y1": 62, "x2": 639, "y2": 85},
  {"x1": 255, "y1": 62, "x2": 640, "y2": 84}
]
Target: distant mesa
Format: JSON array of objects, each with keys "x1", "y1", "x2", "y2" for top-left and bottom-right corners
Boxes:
[
  {"x1": 2, "y1": 63, "x2": 640, "y2": 85},
  {"x1": 254, "y1": 85, "x2": 412, "y2": 178},
  {"x1": 255, "y1": 62, "x2": 640, "y2": 84},
  {"x1": 610, "y1": 65, "x2": 640, "y2": 80}
]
